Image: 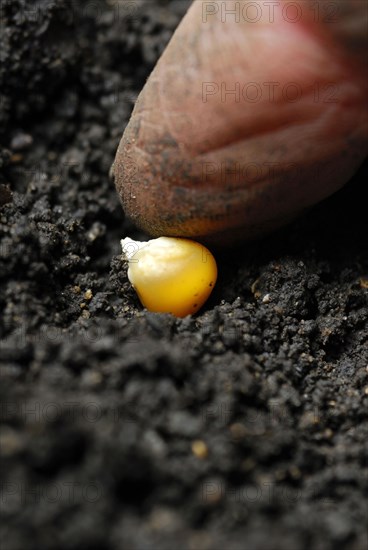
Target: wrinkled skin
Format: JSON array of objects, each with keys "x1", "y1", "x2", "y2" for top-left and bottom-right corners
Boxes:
[{"x1": 113, "y1": 0, "x2": 368, "y2": 245}]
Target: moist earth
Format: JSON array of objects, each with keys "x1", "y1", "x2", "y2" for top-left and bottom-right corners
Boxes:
[{"x1": 0, "y1": 1, "x2": 367, "y2": 549}]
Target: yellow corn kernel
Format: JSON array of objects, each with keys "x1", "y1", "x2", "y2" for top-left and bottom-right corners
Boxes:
[{"x1": 121, "y1": 236, "x2": 217, "y2": 317}]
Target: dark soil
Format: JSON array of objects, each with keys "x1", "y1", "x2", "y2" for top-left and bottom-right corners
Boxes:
[{"x1": 1, "y1": 1, "x2": 367, "y2": 549}]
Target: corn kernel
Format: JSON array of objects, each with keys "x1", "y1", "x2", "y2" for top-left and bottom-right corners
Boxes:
[
  {"x1": 121, "y1": 236, "x2": 217, "y2": 317},
  {"x1": 191, "y1": 440, "x2": 209, "y2": 459}
]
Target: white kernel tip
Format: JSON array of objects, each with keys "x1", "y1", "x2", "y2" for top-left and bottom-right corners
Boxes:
[{"x1": 121, "y1": 237, "x2": 148, "y2": 260}]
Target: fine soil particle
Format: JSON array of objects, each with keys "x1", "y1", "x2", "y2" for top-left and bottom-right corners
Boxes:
[{"x1": 0, "y1": 2, "x2": 367, "y2": 550}]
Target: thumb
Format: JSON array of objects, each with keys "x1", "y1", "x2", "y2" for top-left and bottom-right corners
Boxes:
[{"x1": 113, "y1": 0, "x2": 367, "y2": 245}]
